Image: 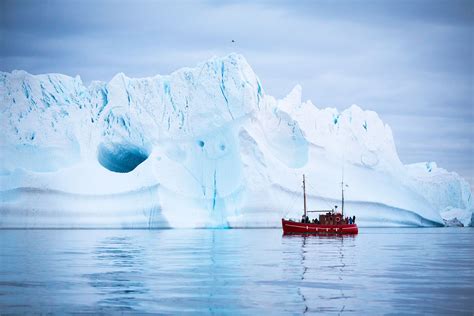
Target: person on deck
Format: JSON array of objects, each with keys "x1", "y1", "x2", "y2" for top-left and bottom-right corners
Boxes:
[{"x1": 352, "y1": 215, "x2": 356, "y2": 224}]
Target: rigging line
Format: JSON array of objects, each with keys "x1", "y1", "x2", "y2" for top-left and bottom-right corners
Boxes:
[
  {"x1": 285, "y1": 175, "x2": 301, "y2": 217},
  {"x1": 305, "y1": 180, "x2": 335, "y2": 210},
  {"x1": 281, "y1": 184, "x2": 299, "y2": 217},
  {"x1": 283, "y1": 191, "x2": 301, "y2": 218},
  {"x1": 282, "y1": 172, "x2": 303, "y2": 218},
  {"x1": 271, "y1": 178, "x2": 286, "y2": 215}
]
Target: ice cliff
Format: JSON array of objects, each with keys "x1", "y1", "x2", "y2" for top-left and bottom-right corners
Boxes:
[{"x1": 1, "y1": 54, "x2": 472, "y2": 228}]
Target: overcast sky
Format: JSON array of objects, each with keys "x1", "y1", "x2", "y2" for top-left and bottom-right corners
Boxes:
[{"x1": 1, "y1": 0, "x2": 473, "y2": 186}]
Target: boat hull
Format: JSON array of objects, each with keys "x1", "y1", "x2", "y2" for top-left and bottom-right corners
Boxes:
[{"x1": 282, "y1": 219, "x2": 358, "y2": 235}]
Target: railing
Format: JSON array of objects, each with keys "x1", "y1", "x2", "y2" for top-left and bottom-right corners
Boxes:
[{"x1": 306, "y1": 210, "x2": 335, "y2": 213}]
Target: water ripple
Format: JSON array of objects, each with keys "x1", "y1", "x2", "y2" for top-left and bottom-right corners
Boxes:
[{"x1": 0, "y1": 228, "x2": 473, "y2": 313}]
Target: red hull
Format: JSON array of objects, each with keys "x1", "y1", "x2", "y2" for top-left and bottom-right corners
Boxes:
[{"x1": 282, "y1": 219, "x2": 358, "y2": 235}]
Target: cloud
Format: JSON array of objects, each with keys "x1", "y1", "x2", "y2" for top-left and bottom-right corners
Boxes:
[{"x1": 1, "y1": 0, "x2": 473, "y2": 185}]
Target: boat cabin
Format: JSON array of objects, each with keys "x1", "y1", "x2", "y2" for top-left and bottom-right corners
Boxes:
[{"x1": 319, "y1": 213, "x2": 343, "y2": 225}]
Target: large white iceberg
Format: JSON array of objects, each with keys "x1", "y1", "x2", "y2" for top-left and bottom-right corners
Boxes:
[{"x1": 1, "y1": 54, "x2": 472, "y2": 228}]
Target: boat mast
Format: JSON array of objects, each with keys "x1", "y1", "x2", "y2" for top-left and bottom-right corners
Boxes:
[
  {"x1": 341, "y1": 165, "x2": 344, "y2": 217},
  {"x1": 341, "y1": 181, "x2": 344, "y2": 217},
  {"x1": 303, "y1": 174, "x2": 307, "y2": 218}
]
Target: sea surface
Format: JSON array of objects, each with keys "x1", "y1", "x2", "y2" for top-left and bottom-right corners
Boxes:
[{"x1": 0, "y1": 228, "x2": 473, "y2": 314}]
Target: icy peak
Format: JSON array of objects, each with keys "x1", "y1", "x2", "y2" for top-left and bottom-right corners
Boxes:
[
  {"x1": 206, "y1": 53, "x2": 254, "y2": 72},
  {"x1": 347, "y1": 104, "x2": 364, "y2": 114},
  {"x1": 10, "y1": 69, "x2": 29, "y2": 77},
  {"x1": 109, "y1": 72, "x2": 129, "y2": 84},
  {"x1": 282, "y1": 84, "x2": 303, "y2": 106}
]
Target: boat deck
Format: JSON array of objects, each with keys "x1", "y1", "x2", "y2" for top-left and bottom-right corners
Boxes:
[{"x1": 282, "y1": 219, "x2": 358, "y2": 235}]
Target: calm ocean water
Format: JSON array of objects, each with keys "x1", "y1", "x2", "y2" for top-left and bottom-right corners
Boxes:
[{"x1": 0, "y1": 228, "x2": 473, "y2": 314}]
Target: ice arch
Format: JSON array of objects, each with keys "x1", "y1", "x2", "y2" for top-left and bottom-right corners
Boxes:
[{"x1": 97, "y1": 142, "x2": 150, "y2": 173}]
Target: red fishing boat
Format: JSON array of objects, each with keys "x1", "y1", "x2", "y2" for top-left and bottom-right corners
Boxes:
[{"x1": 282, "y1": 175, "x2": 358, "y2": 235}]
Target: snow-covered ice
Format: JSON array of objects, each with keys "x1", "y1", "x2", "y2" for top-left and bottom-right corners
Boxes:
[{"x1": 1, "y1": 54, "x2": 472, "y2": 228}]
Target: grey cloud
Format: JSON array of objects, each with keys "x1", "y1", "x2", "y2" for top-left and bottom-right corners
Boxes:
[{"x1": 1, "y1": 0, "x2": 472, "y2": 187}]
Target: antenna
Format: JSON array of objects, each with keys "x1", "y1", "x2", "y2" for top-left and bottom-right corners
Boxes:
[
  {"x1": 341, "y1": 179, "x2": 344, "y2": 217},
  {"x1": 341, "y1": 163, "x2": 345, "y2": 217},
  {"x1": 341, "y1": 164, "x2": 349, "y2": 217}
]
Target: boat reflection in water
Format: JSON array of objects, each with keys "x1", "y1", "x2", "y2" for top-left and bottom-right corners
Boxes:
[
  {"x1": 282, "y1": 175, "x2": 358, "y2": 235},
  {"x1": 282, "y1": 233, "x2": 357, "y2": 314}
]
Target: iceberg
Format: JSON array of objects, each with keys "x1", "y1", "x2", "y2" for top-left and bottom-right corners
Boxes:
[{"x1": 1, "y1": 54, "x2": 472, "y2": 228}]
